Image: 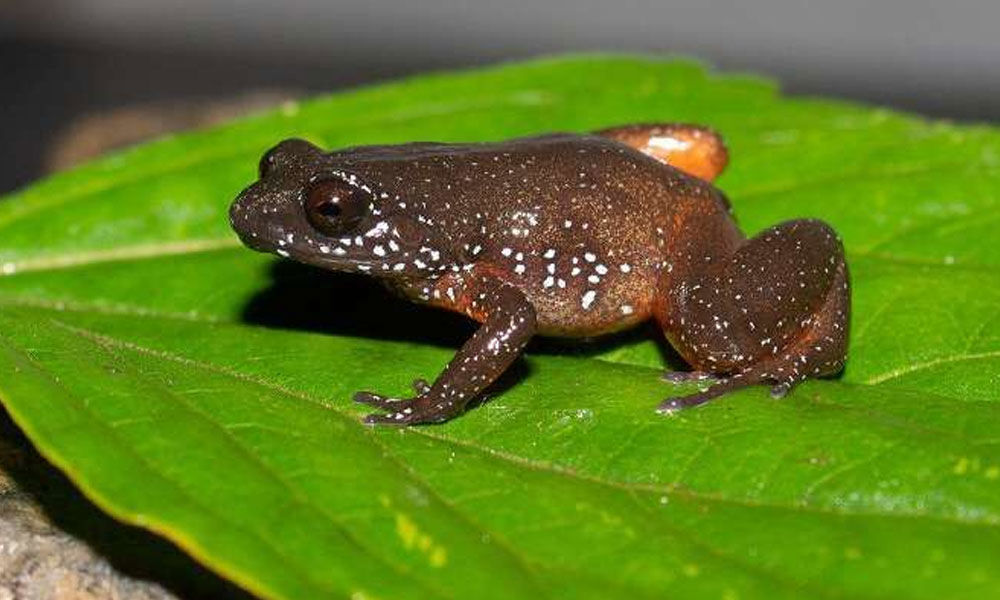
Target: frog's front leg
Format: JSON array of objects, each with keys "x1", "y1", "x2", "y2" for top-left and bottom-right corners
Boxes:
[{"x1": 356, "y1": 276, "x2": 537, "y2": 425}]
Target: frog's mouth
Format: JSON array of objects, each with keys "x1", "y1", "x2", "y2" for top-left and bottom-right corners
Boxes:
[
  {"x1": 230, "y1": 208, "x2": 370, "y2": 270},
  {"x1": 228, "y1": 186, "x2": 288, "y2": 254}
]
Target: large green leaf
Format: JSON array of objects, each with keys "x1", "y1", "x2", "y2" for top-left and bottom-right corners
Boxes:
[{"x1": 1, "y1": 55, "x2": 998, "y2": 599}]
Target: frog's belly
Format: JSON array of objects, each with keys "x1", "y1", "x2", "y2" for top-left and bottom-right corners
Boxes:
[{"x1": 526, "y1": 281, "x2": 654, "y2": 337}]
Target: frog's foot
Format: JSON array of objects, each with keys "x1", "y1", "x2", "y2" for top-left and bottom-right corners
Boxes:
[
  {"x1": 657, "y1": 370, "x2": 768, "y2": 413},
  {"x1": 352, "y1": 379, "x2": 431, "y2": 409},
  {"x1": 661, "y1": 370, "x2": 721, "y2": 384},
  {"x1": 411, "y1": 378, "x2": 432, "y2": 395},
  {"x1": 353, "y1": 391, "x2": 399, "y2": 410},
  {"x1": 354, "y1": 390, "x2": 458, "y2": 425},
  {"x1": 769, "y1": 381, "x2": 793, "y2": 399},
  {"x1": 658, "y1": 375, "x2": 735, "y2": 413},
  {"x1": 657, "y1": 368, "x2": 805, "y2": 414}
]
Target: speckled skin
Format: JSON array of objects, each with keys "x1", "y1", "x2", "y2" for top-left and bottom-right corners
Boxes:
[{"x1": 230, "y1": 124, "x2": 850, "y2": 424}]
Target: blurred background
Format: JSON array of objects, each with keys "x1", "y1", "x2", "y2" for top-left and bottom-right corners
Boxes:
[{"x1": 2, "y1": 0, "x2": 999, "y2": 194}]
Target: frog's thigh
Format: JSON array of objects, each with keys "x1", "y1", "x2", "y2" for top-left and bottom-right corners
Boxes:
[
  {"x1": 656, "y1": 219, "x2": 849, "y2": 410},
  {"x1": 664, "y1": 218, "x2": 849, "y2": 377},
  {"x1": 727, "y1": 219, "x2": 849, "y2": 380},
  {"x1": 595, "y1": 123, "x2": 728, "y2": 182}
]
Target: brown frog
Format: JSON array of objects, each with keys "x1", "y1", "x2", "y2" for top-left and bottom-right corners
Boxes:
[{"x1": 229, "y1": 124, "x2": 850, "y2": 424}]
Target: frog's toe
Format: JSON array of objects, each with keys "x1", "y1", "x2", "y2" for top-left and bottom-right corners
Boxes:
[
  {"x1": 353, "y1": 391, "x2": 401, "y2": 409},
  {"x1": 362, "y1": 408, "x2": 419, "y2": 426},
  {"x1": 656, "y1": 371, "x2": 757, "y2": 413},
  {"x1": 657, "y1": 388, "x2": 719, "y2": 413},
  {"x1": 360, "y1": 395, "x2": 460, "y2": 426},
  {"x1": 362, "y1": 404, "x2": 446, "y2": 426},
  {"x1": 661, "y1": 370, "x2": 721, "y2": 384},
  {"x1": 769, "y1": 380, "x2": 798, "y2": 399},
  {"x1": 411, "y1": 378, "x2": 432, "y2": 395}
]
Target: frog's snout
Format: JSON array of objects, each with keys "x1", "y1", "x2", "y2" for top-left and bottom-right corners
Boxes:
[
  {"x1": 230, "y1": 138, "x2": 328, "y2": 254},
  {"x1": 229, "y1": 185, "x2": 279, "y2": 253}
]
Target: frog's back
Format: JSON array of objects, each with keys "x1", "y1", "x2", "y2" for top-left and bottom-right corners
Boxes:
[{"x1": 339, "y1": 134, "x2": 728, "y2": 335}]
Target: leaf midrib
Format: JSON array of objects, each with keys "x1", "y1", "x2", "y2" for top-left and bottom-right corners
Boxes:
[
  {"x1": 0, "y1": 238, "x2": 241, "y2": 275},
  {"x1": 863, "y1": 350, "x2": 1000, "y2": 385}
]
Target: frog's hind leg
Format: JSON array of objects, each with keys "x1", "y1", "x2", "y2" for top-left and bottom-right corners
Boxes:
[
  {"x1": 659, "y1": 371, "x2": 763, "y2": 413},
  {"x1": 596, "y1": 123, "x2": 728, "y2": 182},
  {"x1": 656, "y1": 218, "x2": 850, "y2": 412}
]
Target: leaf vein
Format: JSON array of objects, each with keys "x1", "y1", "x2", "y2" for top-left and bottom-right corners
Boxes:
[{"x1": 864, "y1": 350, "x2": 1000, "y2": 385}]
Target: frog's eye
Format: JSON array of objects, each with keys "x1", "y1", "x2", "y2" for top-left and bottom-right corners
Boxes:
[{"x1": 304, "y1": 178, "x2": 368, "y2": 236}]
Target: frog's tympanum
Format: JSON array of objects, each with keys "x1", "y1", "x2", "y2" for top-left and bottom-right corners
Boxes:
[{"x1": 230, "y1": 124, "x2": 849, "y2": 425}]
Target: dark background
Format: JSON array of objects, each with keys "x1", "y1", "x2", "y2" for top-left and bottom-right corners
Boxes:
[{"x1": 2, "y1": 0, "x2": 998, "y2": 194}]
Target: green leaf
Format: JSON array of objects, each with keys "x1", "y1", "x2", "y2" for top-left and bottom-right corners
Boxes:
[{"x1": 1, "y1": 55, "x2": 998, "y2": 599}]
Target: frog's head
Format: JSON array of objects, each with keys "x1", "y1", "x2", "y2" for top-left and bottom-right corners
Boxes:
[{"x1": 230, "y1": 138, "x2": 448, "y2": 277}]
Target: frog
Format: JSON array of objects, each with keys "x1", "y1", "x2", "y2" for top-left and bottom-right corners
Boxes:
[{"x1": 229, "y1": 123, "x2": 850, "y2": 425}]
